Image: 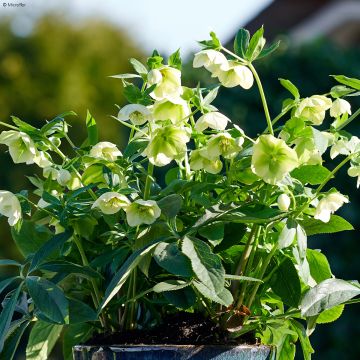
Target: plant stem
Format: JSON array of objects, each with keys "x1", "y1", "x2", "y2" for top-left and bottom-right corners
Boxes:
[
  {"x1": 335, "y1": 106, "x2": 360, "y2": 131},
  {"x1": 144, "y1": 162, "x2": 154, "y2": 200},
  {"x1": 246, "y1": 244, "x2": 278, "y2": 310},
  {"x1": 73, "y1": 235, "x2": 109, "y2": 329}
]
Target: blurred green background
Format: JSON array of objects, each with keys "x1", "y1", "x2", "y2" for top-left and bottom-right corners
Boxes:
[{"x1": 0, "y1": 3, "x2": 359, "y2": 359}]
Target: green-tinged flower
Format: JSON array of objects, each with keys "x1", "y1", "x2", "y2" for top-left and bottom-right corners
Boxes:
[
  {"x1": 314, "y1": 192, "x2": 349, "y2": 223},
  {"x1": 91, "y1": 192, "x2": 130, "y2": 215},
  {"x1": 216, "y1": 61, "x2": 254, "y2": 89},
  {"x1": 143, "y1": 125, "x2": 190, "y2": 166},
  {"x1": 295, "y1": 95, "x2": 332, "y2": 125},
  {"x1": 348, "y1": 165, "x2": 360, "y2": 188},
  {"x1": 153, "y1": 98, "x2": 191, "y2": 124},
  {"x1": 0, "y1": 130, "x2": 37, "y2": 164},
  {"x1": 89, "y1": 142, "x2": 122, "y2": 161},
  {"x1": 330, "y1": 136, "x2": 360, "y2": 159},
  {"x1": 0, "y1": 190, "x2": 21, "y2": 226},
  {"x1": 147, "y1": 66, "x2": 183, "y2": 101},
  {"x1": 189, "y1": 149, "x2": 223, "y2": 174},
  {"x1": 193, "y1": 49, "x2": 229, "y2": 73},
  {"x1": 195, "y1": 111, "x2": 230, "y2": 132},
  {"x1": 294, "y1": 138, "x2": 322, "y2": 165},
  {"x1": 330, "y1": 98, "x2": 351, "y2": 118},
  {"x1": 117, "y1": 104, "x2": 152, "y2": 125},
  {"x1": 251, "y1": 134, "x2": 298, "y2": 185},
  {"x1": 34, "y1": 151, "x2": 52, "y2": 168},
  {"x1": 57, "y1": 169, "x2": 72, "y2": 186},
  {"x1": 125, "y1": 199, "x2": 161, "y2": 227},
  {"x1": 277, "y1": 194, "x2": 291, "y2": 211},
  {"x1": 204, "y1": 132, "x2": 243, "y2": 159},
  {"x1": 43, "y1": 167, "x2": 59, "y2": 180}
]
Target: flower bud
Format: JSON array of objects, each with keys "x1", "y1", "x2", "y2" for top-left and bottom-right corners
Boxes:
[
  {"x1": 125, "y1": 199, "x2": 161, "y2": 227},
  {"x1": 193, "y1": 50, "x2": 229, "y2": 74},
  {"x1": 0, "y1": 190, "x2": 22, "y2": 226},
  {"x1": 295, "y1": 95, "x2": 332, "y2": 125},
  {"x1": 277, "y1": 194, "x2": 291, "y2": 211},
  {"x1": 195, "y1": 112, "x2": 230, "y2": 132},
  {"x1": 216, "y1": 61, "x2": 254, "y2": 89}
]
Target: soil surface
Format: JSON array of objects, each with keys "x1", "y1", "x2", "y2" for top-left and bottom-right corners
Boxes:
[{"x1": 85, "y1": 312, "x2": 256, "y2": 345}]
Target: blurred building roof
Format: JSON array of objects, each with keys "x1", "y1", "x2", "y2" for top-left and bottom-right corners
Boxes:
[{"x1": 244, "y1": 0, "x2": 360, "y2": 46}]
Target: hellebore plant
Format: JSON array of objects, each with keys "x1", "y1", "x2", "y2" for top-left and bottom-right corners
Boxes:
[{"x1": 0, "y1": 27, "x2": 360, "y2": 360}]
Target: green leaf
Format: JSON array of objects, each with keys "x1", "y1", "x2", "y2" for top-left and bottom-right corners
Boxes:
[
  {"x1": 306, "y1": 249, "x2": 332, "y2": 283},
  {"x1": 278, "y1": 219, "x2": 297, "y2": 249},
  {"x1": 0, "y1": 260, "x2": 21, "y2": 267},
  {"x1": 291, "y1": 165, "x2": 331, "y2": 185},
  {"x1": 301, "y1": 278, "x2": 360, "y2": 316},
  {"x1": 110, "y1": 73, "x2": 141, "y2": 79},
  {"x1": 129, "y1": 58, "x2": 148, "y2": 76},
  {"x1": 270, "y1": 257, "x2": 301, "y2": 307},
  {"x1": 85, "y1": 110, "x2": 98, "y2": 146},
  {"x1": 123, "y1": 83, "x2": 143, "y2": 104},
  {"x1": 198, "y1": 31, "x2": 221, "y2": 50},
  {"x1": 316, "y1": 304, "x2": 344, "y2": 324},
  {"x1": 39, "y1": 260, "x2": 100, "y2": 279},
  {"x1": 147, "y1": 50, "x2": 164, "y2": 69},
  {"x1": 290, "y1": 320, "x2": 314, "y2": 360},
  {"x1": 157, "y1": 194, "x2": 183, "y2": 218},
  {"x1": 199, "y1": 222, "x2": 224, "y2": 246},
  {"x1": 153, "y1": 280, "x2": 190, "y2": 293},
  {"x1": 29, "y1": 230, "x2": 73, "y2": 273},
  {"x1": 330, "y1": 85, "x2": 355, "y2": 98},
  {"x1": 0, "y1": 318, "x2": 29, "y2": 360},
  {"x1": 257, "y1": 40, "x2": 280, "y2": 60},
  {"x1": 279, "y1": 78, "x2": 300, "y2": 99},
  {"x1": 234, "y1": 28, "x2": 250, "y2": 58},
  {"x1": 168, "y1": 49, "x2": 182, "y2": 70},
  {"x1": 100, "y1": 240, "x2": 163, "y2": 310},
  {"x1": 163, "y1": 287, "x2": 196, "y2": 309},
  {"x1": 62, "y1": 324, "x2": 93, "y2": 360},
  {"x1": 11, "y1": 221, "x2": 52, "y2": 258},
  {"x1": 182, "y1": 236, "x2": 225, "y2": 295},
  {"x1": 214, "y1": 223, "x2": 246, "y2": 252},
  {"x1": 154, "y1": 242, "x2": 193, "y2": 277},
  {"x1": 11, "y1": 116, "x2": 39, "y2": 135},
  {"x1": 26, "y1": 321, "x2": 63, "y2": 360},
  {"x1": 245, "y1": 26, "x2": 265, "y2": 62},
  {"x1": 0, "y1": 278, "x2": 19, "y2": 296},
  {"x1": 0, "y1": 286, "x2": 22, "y2": 353},
  {"x1": 331, "y1": 75, "x2": 360, "y2": 90},
  {"x1": 193, "y1": 281, "x2": 233, "y2": 306},
  {"x1": 225, "y1": 274, "x2": 262, "y2": 282},
  {"x1": 26, "y1": 277, "x2": 69, "y2": 324},
  {"x1": 68, "y1": 298, "x2": 97, "y2": 324},
  {"x1": 300, "y1": 215, "x2": 354, "y2": 236},
  {"x1": 124, "y1": 138, "x2": 149, "y2": 158}
]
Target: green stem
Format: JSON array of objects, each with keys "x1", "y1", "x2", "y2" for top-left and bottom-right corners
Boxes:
[
  {"x1": 144, "y1": 162, "x2": 154, "y2": 200},
  {"x1": 335, "y1": 106, "x2": 360, "y2": 131},
  {"x1": 248, "y1": 63, "x2": 274, "y2": 136},
  {"x1": 263, "y1": 103, "x2": 296, "y2": 134}
]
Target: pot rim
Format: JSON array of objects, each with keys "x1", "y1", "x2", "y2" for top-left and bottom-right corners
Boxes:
[{"x1": 73, "y1": 344, "x2": 271, "y2": 350}]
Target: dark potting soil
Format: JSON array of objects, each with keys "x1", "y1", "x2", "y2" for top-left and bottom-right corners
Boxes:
[{"x1": 85, "y1": 312, "x2": 256, "y2": 346}]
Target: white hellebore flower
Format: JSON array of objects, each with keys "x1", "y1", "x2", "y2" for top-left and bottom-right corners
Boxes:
[
  {"x1": 0, "y1": 190, "x2": 22, "y2": 226},
  {"x1": 277, "y1": 194, "x2": 291, "y2": 211},
  {"x1": 330, "y1": 98, "x2": 351, "y2": 118},
  {"x1": 205, "y1": 132, "x2": 244, "y2": 159},
  {"x1": 251, "y1": 135, "x2": 298, "y2": 185},
  {"x1": 117, "y1": 104, "x2": 152, "y2": 126},
  {"x1": 190, "y1": 149, "x2": 223, "y2": 174},
  {"x1": 216, "y1": 61, "x2": 254, "y2": 89},
  {"x1": 43, "y1": 167, "x2": 59, "y2": 180},
  {"x1": 348, "y1": 166, "x2": 360, "y2": 188},
  {"x1": 143, "y1": 125, "x2": 190, "y2": 166},
  {"x1": 91, "y1": 192, "x2": 130, "y2": 215},
  {"x1": 295, "y1": 95, "x2": 332, "y2": 125},
  {"x1": 90, "y1": 142, "x2": 122, "y2": 161},
  {"x1": 153, "y1": 98, "x2": 191, "y2": 125},
  {"x1": 33, "y1": 151, "x2": 52, "y2": 168},
  {"x1": 57, "y1": 169, "x2": 72, "y2": 186},
  {"x1": 125, "y1": 199, "x2": 161, "y2": 227},
  {"x1": 147, "y1": 66, "x2": 183, "y2": 101},
  {"x1": 0, "y1": 130, "x2": 37, "y2": 165},
  {"x1": 314, "y1": 192, "x2": 349, "y2": 223},
  {"x1": 330, "y1": 136, "x2": 360, "y2": 159},
  {"x1": 195, "y1": 112, "x2": 230, "y2": 132},
  {"x1": 193, "y1": 50, "x2": 229, "y2": 73}
]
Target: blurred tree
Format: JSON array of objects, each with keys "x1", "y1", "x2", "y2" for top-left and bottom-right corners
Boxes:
[
  {"x1": 184, "y1": 38, "x2": 360, "y2": 360},
  {"x1": 0, "y1": 15, "x2": 144, "y2": 260}
]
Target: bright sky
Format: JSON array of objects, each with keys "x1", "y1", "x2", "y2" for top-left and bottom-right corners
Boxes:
[{"x1": 1, "y1": 0, "x2": 271, "y2": 57}]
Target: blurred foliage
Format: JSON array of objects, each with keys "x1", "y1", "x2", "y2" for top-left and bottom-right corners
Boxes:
[
  {"x1": 185, "y1": 38, "x2": 360, "y2": 360},
  {"x1": 0, "y1": 15, "x2": 144, "y2": 261}
]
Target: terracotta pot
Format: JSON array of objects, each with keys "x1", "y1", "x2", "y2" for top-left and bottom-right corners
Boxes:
[{"x1": 73, "y1": 344, "x2": 271, "y2": 359}]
